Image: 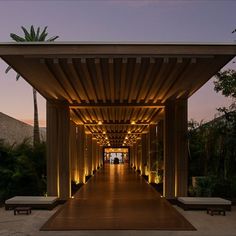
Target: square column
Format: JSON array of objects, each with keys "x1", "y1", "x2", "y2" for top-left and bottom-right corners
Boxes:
[
  {"x1": 99, "y1": 146, "x2": 103, "y2": 167},
  {"x1": 46, "y1": 101, "x2": 71, "y2": 200},
  {"x1": 164, "y1": 99, "x2": 188, "y2": 199},
  {"x1": 141, "y1": 134, "x2": 148, "y2": 175},
  {"x1": 86, "y1": 134, "x2": 93, "y2": 176},
  {"x1": 134, "y1": 142, "x2": 138, "y2": 170},
  {"x1": 96, "y1": 143, "x2": 99, "y2": 169},
  {"x1": 129, "y1": 146, "x2": 134, "y2": 168},
  {"x1": 148, "y1": 124, "x2": 157, "y2": 183},
  {"x1": 137, "y1": 139, "x2": 142, "y2": 172},
  {"x1": 164, "y1": 101, "x2": 176, "y2": 199},
  {"x1": 77, "y1": 125, "x2": 85, "y2": 183},
  {"x1": 46, "y1": 102, "x2": 59, "y2": 197},
  {"x1": 157, "y1": 120, "x2": 164, "y2": 178},
  {"x1": 92, "y1": 139, "x2": 97, "y2": 173},
  {"x1": 70, "y1": 121, "x2": 78, "y2": 182},
  {"x1": 175, "y1": 99, "x2": 188, "y2": 196}
]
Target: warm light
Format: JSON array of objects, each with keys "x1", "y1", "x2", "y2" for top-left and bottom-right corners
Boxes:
[
  {"x1": 105, "y1": 137, "x2": 108, "y2": 140},
  {"x1": 125, "y1": 136, "x2": 128, "y2": 139},
  {"x1": 98, "y1": 121, "x2": 102, "y2": 125},
  {"x1": 71, "y1": 196, "x2": 75, "y2": 199},
  {"x1": 131, "y1": 121, "x2": 136, "y2": 125},
  {"x1": 128, "y1": 130, "x2": 131, "y2": 134},
  {"x1": 103, "y1": 131, "x2": 106, "y2": 134}
]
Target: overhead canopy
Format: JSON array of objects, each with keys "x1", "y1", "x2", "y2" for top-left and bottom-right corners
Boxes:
[{"x1": 0, "y1": 42, "x2": 235, "y2": 146}]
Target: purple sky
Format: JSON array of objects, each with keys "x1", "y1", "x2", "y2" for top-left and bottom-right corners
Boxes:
[{"x1": 0, "y1": 0, "x2": 235, "y2": 127}]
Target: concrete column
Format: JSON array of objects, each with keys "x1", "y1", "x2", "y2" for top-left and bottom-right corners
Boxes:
[
  {"x1": 137, "y1": 140, "x2": 142, "y2": 172},
  {"x1": 163, "y1": 99, "x2": 188, "y2": 198},
  {"x1": 47, "y1": 101, "x2": 71, "y2": 200},
  {"x1": 133, "y1": 142, "x2": 137, "y2": 170},
  {"x1": 164, "y1": 100, "x2": 176, "y2": 199},
  {"x1": 46, "y1": 101, "x2": 59, "y2": 196},
  {"x1": 99, "y1": 146, "x2": 103, "y2": 167},
  {"x1": 70, "y1": 121, "x2": 78, "y2": 182},
  {"x1": 77, "y1": 125, "x2": 85, "y2": 183},
  {"x1": 141, "y1": 133, "x2": 148, "y2": 175},
  {"x1": 157, "y1": 120, "x2": 164, "y2": 177},
  {"x1": 86, "y1": 134, "x2": 93, "y2": 176},
  {"x1": 175, "y1": 99, "x2": 188, "y2": 197},
  {"x1": 57, "y1": 103, "x2": 71, "y2": 200},
  {"x1": 148, "y1": 124, "x2": 157, "y2": 183},
  {"x1": 92, "y1": 139, "x2": 97, "y2": 173},
  {"x1": 129, "y1": 146, "x2": 133, "y2": 168},
  {"x1": 97, "y1": 143, "x2": 99, "y2": 169}
]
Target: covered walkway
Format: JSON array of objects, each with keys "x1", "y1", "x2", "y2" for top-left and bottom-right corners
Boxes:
[
  {"x1": 1, "y1": 42, "x2": 235, "y2": 202},
  {"x1": 41, "y1": 164, "x2": 195, "y2": 230}
]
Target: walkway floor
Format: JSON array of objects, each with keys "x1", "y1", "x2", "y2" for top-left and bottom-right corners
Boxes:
[{"x1": 41, "y1": 164, "x2": 195, "y2": 230}]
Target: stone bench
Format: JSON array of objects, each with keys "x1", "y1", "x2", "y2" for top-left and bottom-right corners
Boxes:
[
  {"x1": 5, "y1": 196, "x2": 59, "y2": 210},
  {"x1": 177, "y1": 197, "x2": 231, "y2": 211},
  {"x1": 14, "y1": 207, "x2": 32, "y2": 215},
  {"x1": 207, "y1": 207, "x2": 226, "y2": 216}
]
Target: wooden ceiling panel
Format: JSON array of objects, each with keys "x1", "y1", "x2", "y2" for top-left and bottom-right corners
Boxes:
[{"x1": 1, "y1": 43, "x2": 235, "y2": 146}]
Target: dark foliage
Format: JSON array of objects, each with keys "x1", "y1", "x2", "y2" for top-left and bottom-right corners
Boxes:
[
  {"x1": 0, "y1": 140, "x2": 46, "y2": 203},
  {"x1": 188, "y1": 110, "x2": 236, "y2": 198}
]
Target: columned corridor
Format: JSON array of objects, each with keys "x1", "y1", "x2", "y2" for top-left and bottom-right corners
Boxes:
[{"x1": 41, "y1": 164, "x2": 195, "y2": 230}]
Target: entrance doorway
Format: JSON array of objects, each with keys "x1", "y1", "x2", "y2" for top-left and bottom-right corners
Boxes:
[{"x1": 104, "y1": 148, "x2": 129, "y2": 164}]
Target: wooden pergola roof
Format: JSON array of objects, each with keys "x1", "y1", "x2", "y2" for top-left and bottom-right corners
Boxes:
[{"x1": 0, "y1": 42, "x2": 235, "y2": 146}]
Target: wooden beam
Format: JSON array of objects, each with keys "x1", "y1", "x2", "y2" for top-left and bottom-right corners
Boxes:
[
  {"x1": 70, "y1": 101, "x2": 164, "y2": 109},
  {"x1": 91, "y1": 132, "x2": 147, "y2": 135},
  {"x1": 84, "y1": 122, "x2": 151, "y2": 126},
  {"x1": 1, "y1": 44, "x2": 236, "y2": 56}
]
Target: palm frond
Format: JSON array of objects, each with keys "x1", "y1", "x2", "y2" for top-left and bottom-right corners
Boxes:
[
  {"x1": 30, "y1": 25, "x2": 36, "y2": 40},
  {"x1": 35, "y1": 27, "x2": 40, "y2": 41},
  {"x1": 5, "y1": 66, "x2": 12, "y2": 74},
  {"x1": 7, "y1": 25, "x2": 59, "y2": 84},
  {"x1": 39, "y1": 26, "x2": 48, "y2": 41},
  {"x1": 10, "y1": 33, "x2": 25, "y2": 42},
  {"x1": 46, "y1": 36, "x2": 59, "y2": 42},
  {"x1": 16, "y1": 73, "x2": 21, "y2": 81},
  {"x1": 21, "y1": 26, "x2": 31, "y2": 41},
  {"x1": 40, "y1": 33, "x2": 48, "y2": 41}
]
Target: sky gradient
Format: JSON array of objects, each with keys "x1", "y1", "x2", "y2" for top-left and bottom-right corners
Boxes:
[{"x1": 0, "y1": 0, "x2": 235, "y2": 127}]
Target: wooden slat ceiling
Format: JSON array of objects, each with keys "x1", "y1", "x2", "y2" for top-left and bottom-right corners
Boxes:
[{"x1": 0, "y1": 43, "x2": 235, "y2": 147}]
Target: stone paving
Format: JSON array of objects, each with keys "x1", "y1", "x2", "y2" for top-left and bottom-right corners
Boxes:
[{"x1": 0, "y1": 205, "x2": 236, "y2": 236}]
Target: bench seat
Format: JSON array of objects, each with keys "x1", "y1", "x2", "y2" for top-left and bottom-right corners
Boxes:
[
  {"x1": 177, "y1": 197, "x2": 231, "y2": 211},
  {"x1": 5, "y1": 196, "x2": 59, "y2": 210}
]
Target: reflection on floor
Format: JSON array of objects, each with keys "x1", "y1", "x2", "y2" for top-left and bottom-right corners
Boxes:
[{"x1": 41, "y1": 164, "x2": 195, "y2": 230}]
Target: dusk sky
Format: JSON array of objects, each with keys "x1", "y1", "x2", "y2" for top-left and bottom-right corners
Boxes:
[{"x1": 0, "y1": 0, "x2": 235, "y2": 127}]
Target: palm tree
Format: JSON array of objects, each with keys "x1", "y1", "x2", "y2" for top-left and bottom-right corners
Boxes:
[{"x1": 5, "y1": 26, "x2": 59, "y2": 146}]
